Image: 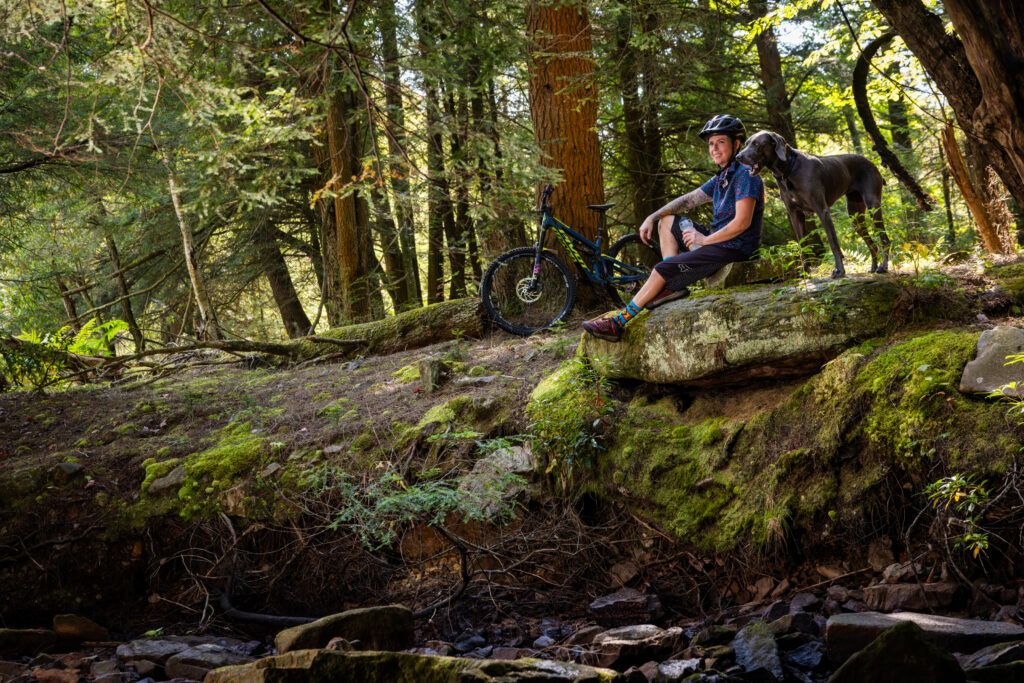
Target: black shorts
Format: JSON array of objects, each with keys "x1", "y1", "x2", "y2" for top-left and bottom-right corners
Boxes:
[{"x1": 653, "y1": 216, "x2": 749, "y2": 291}]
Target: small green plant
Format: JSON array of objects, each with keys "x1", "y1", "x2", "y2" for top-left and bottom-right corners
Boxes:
[
  {"x1": 923, "y1": 473, "x2": 991, "y2": 558},
  {"x1": 528, "y1": 357, "x2": 613, "y2": 494},
  {"x1": 303, "y1": 465, "x2": 521, "y2": 549}
]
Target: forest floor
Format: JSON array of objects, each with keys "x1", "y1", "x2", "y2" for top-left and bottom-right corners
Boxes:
[{"x1": 1, "y1": 261, "x2": 1023, "y2": 676}]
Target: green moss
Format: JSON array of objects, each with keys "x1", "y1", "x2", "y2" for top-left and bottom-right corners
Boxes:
[
  {"x1": 594, "y1": 328, "x2": 1023, "y2": 554},
  {"x1": 420, "y1": 396, "x2": 474, "y2": 426},
  {"x1": 316, "y1": 398, "x2": 351, "y2": 419},
  {"x1": 115, "y1": 423, "x2": 137, "y2": 435},
  {"x1": 392, "y1": 363, "x2": 420, "y2": 383},
  {"x1": 467, "y1": 365, "x2": 490, "y2": 377},
  {"x1": 172, "y1": 421, "x2": 267, "y2": 519}
]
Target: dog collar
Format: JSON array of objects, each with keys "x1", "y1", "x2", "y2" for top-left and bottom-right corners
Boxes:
[{"x1": 780, "y1": 150, "x2": 797, "y2": 180}]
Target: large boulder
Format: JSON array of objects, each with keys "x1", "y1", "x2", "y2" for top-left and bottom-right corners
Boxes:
[
  {"x1": 702, "y1": 258, "x2": 799, "y2": 290},
  {"x1": 274, "y1": 605, "x2": 414, "y2": 654},
  {"x1": 828, "y1": 620, "x2": 965, "y2": 683},
  {"x1": 825, "y1": 612, "x2": 1024, "y2": 662},
  {"x1": 205, "y1": 649, "x2": 623, "y2": 682},
  {"x1": 581, "y1": 276, "x2": 903, "y2": 385},
  {"x1": 958, "y1": 325, "x2": 1024, "y2": 396}
]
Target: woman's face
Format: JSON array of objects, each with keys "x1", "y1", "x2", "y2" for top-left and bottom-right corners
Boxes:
[{"x1": 708, "y1": 134, "x2": 738, "y2": 168}]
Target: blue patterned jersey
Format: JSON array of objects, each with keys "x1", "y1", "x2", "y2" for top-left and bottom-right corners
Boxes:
[{"x1": 699, "y1": 160, "x2": 764, "y2": 256}]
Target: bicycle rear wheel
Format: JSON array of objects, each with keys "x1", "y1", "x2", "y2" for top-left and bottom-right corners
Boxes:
[
  {"x1": 481, "y1": 247, "x2": 576, "y2": 336},
  {"x1": 605, "y1": 233, "x2": 660, "y2": 307}
]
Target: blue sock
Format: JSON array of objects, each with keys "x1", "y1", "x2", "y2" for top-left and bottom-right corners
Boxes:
[{"x1": 613, "y1": 300, "x2": 641, "y2": 327}]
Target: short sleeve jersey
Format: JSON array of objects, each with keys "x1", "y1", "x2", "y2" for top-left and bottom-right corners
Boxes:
[{"x1": 698, "y1": 160, "x2": 765, "y2": 256}]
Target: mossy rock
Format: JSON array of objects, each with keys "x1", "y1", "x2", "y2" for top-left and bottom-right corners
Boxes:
[
  {"x1": 986, "y1": 261, "x2": 1024, "y2": 304},
  {"x1": 596, "y1": 329, "x2": 1024, "y2": 553},
  {"x1": 580, "y1": 276, "x2": 955, "y2": 385}
]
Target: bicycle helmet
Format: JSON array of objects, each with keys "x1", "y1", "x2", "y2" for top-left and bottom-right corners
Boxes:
[{"x1": 699, "y1": 114, "x2": 747, "y2": 142}]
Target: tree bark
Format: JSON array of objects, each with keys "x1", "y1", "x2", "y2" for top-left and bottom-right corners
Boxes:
[
  {"x1": 527, "y1": 0, "x2": 605, "y2": 292},
  {"x1": 751, "y1": 0, "x2": 797, "y2": 147},
  {"x1": 870, "y1": 0, "x2": 1024, "y2": 211},
  {"x1": 380, "y1": 0, "x2": 422, "y2": 307},
  {"x1": 105, "y1": 236, "x2": 144, "y2": 352},
  {"x1": 445, "y1": 89, "x2": 470, "y2": 299},
  {"x1": 254, "y1": 217, "x2": 312, "y2": 339},
  {"x1": 615, "y1": 3, "x2": 666, "y2": 227},
  {"x1": 369, "y1": 182, "x2": 407, "y2": 311},
  {"x1": 325, "y1": 77, "x2": 373, "y2": 323},
  {"x1": 54, "y1": 273, "x2": 80, "y2": 332},
  {"x1": 941, "y1": 123, "x2": 1004, "y2": 253},
  {"x1": 167, "y1": 169, "x2": 222, "y2": 341},
  {"x1": 851, "y1": 31, "x2": 934, "y2": 211}
]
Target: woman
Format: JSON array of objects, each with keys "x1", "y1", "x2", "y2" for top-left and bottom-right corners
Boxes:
[{"x1": 582, "y1": 114, "x2": 765, "y2": 342}]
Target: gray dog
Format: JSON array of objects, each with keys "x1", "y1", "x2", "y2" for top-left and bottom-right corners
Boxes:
[{"x1": 736, "y1": 130, "x2": 889, "y2": 278}]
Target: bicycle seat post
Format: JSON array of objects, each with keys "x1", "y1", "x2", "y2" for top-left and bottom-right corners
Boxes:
[{"x1": 587, "y1": 202, "x2": 615, "y2": 254}]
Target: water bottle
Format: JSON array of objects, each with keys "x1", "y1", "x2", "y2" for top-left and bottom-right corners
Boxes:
[{"x1": 679, "y1": 217, "x2": 700, "y2": 251}]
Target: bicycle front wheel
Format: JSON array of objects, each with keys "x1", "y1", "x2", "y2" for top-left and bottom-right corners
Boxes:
[
  {"x1": 605, "y1": 233, "x2": 660, "y2": 307},
  {"x1": 481, "y1": 247, "x2": 576, "y2": 336}
]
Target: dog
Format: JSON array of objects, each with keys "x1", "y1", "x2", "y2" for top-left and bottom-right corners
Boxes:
[{"x1": 736, "y1": 130, "x2": 889, "y2": 277}]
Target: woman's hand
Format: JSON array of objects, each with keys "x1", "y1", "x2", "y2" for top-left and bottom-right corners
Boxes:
[
  {"x1": 639, "y1": 216, "x2": 656, "y2": 245},
  {"x1": 682, "y1": 228, "x2": 705, "y2": 248}
]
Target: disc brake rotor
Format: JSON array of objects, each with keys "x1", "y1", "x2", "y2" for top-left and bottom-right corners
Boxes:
[{"x1": 515, "y1": 277, "x2": 542, "y2": 303}]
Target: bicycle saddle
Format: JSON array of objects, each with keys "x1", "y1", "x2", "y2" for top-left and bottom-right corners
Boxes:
[{"x1": 586, "y1": 203, "x2": 615, "y2": 212}]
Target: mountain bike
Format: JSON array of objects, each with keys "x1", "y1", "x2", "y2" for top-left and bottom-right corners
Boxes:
[{"x1": 481, "y1": 184, "x2": 660, "y2": 336}]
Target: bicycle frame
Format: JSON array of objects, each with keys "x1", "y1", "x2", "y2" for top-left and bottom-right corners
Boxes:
[{"x1": 530, "y1": 187, "x2": 647, "y2": 289}]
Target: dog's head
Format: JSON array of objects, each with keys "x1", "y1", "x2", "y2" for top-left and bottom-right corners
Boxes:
[{"x1": 736, "y1": 131, "x2": 788, "y2": 176}]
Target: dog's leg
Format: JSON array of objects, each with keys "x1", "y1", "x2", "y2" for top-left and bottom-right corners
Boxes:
[
  {"x1": 872, "y1": 204, "x2": 889, "y2": 273},
  {"x1": 816, "y1": 208, "x2": 846, "y2": 278},
  {"x1": 846, "y1": 195, "x2": 878, "y2": 272}
]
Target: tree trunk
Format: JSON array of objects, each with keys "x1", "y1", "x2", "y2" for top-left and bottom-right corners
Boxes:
[
  {"x1": 380, "y1": 0, "x2": 422, "y2": 307},
  {"x1": 751, "y1": 0, "x2": 797, "y2": 147},
  {"x1": 54, "y1": 273, "x2": 80, "y2": 331},
  {"x1": 105, "y1": 236, "x2": 144, "y2": 352},
  {"x1": 167, "y1": 169, "x2": 221, "y2": 341},
  {"x1": 886, "y1": 62, "x2": 924, "y2": 238},
  {"x1": 615, "y1": 3, "x2": 666, "y2": 227},
  {"x1": 369, "y1": 182, "x2": 407, "y2": 311},
  {"x1": 254, "y1": 217, "x2": 312, "y2": 339},
  {"x1": 941, "y1": 123, "x2": 1004, "y2": 253},
  {"x1": 843, "y1": 105, "x2": 864, "y2": 154},
  {"x1": 851, "y1": 30, "x2": 934, "y2": 211},
  {"x1": 527, "y1": 0, "x2": 605, "y2": 295},
  {"x1": 871, "y1": 0, "x2": 1024, "y2": 211},
  {"x1": 445, "y1": 89, "x2": 469, "y2": 299},
  {"x1": 325, "y1": 78, "x2": 373, "y2": 323}
]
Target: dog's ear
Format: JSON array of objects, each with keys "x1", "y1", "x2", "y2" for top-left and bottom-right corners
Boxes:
[{"x1": 774, "y1": 134, "x2": 788, "y2": 162}]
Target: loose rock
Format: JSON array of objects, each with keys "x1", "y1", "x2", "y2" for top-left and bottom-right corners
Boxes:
[
  {"x1": 732, "y1": 622, "x2": 783, "y2": 681},
  {"x1": 827, "y1": 620, "x2": 966, "y2": 682},
  {"x1": 825, "y1": 611, "x2": 1024, "y2": 662},
  {"x1": 274, "y1": 604, "x2": 414, "y2": 654}
]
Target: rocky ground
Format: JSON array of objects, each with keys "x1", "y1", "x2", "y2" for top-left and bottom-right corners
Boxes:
[{"x1": 2, "y1": 556, "x2": 1023, "y2": 681}]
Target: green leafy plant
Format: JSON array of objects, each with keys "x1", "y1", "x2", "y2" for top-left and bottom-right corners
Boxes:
[
  {"x1": 303, "y1": 465, "x2": 521, "y2": 550},
  {"x1": 923, "y1": 473, "x2": 991, "y2": 558},
  {"x1": 528, "y1": 357, "x2": 613, "y2": 494}
]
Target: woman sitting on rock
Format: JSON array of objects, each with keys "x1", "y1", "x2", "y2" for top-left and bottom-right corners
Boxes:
[{"x1": 582, "y1": 114, "x2": 765, "y2": 342}]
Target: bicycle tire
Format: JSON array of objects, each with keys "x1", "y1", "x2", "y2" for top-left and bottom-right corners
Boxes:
[
  {"x1": 481, "y1": 247, "x2": 576, "y2": 336},
  {"x1": 605, "y1": 233, "x2": 660, "y2": 308}
]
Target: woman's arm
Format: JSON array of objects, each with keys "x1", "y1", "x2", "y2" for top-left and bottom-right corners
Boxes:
[
  {"x1": 639, "y1": 188, "x2": 712, "y2": 243},
  {"x1": 684, "y1": 197, "x2": 755, "y2": 247}
]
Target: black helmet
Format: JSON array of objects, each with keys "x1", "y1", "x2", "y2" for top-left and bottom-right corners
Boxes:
[{"x1": 699, "y1": 114, "x2": 746, "y2": 142}]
